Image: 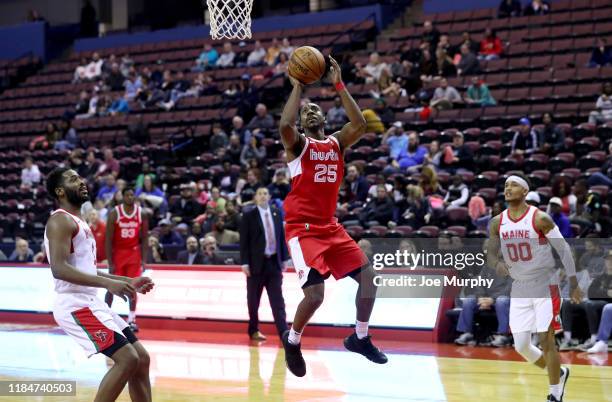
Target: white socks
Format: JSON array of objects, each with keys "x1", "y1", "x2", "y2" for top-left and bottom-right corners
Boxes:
[
  {"x1": 549, "y1": 383, "x2": 562, "y2": 399},
  {"x1": 590, "y1": 334, "x2": 598, "y2": 342},
  {"x1": 356, "y1": 320, "x2": 369, "y2": 339},
  {"x1": 563, "y1": 331, "x2": 572, "y2": 341},
  {"x1": 128, "y1": 311, "x2": 136, "y2": 323},
  {"x1": 288, "y1": 327, "x2": 302, "y2": 345}
]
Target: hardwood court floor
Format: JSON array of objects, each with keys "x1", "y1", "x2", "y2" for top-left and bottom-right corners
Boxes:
[{"x1": 0, "y1": 326, "x2": 609, "y2": 402}]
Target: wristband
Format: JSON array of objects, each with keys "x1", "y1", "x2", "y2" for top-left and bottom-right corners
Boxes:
[{"x1": 335, "y1": 81, "x2": 345, "y2": 92}]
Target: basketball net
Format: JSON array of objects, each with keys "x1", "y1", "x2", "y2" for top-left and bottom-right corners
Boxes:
[{"x1": 206, "y1": 0, "x2": 253, "y2": 40}]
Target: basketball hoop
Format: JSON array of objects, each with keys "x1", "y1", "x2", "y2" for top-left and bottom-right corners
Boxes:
[{"x1": 206, "y1": 0, "x2": 253, "y2": 40}]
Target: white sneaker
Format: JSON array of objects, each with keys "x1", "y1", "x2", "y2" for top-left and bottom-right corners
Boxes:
[
  {"x1": 587, "y1": 340, "x2": 608, "y2": 354},
  {"x1": 559, "y1": 366, "x2": 570, "y2": 401},
  {"x1": 577, "y1": 338, "x2": 596, "y2": 351},
  {"x1": 559, "y1": 339, "x2": 579, "y2": 351},
  {"x1": 454, "y1": 332, "x2": 474, "y2": 345}
]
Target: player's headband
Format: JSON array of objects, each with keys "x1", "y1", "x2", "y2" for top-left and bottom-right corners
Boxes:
[{"x1": 506, "y1": 175, "x2": 529, "y2": 191}]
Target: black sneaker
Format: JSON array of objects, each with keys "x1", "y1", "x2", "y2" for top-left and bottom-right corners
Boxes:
[
  {"x1": 547, "y1": 395, "x2": 560, "y2": 402},
  {"x1": 128, "y1": 321, "x2": 139, "y2": 333},
  {"x1": 281, "y1": 330, "x2": 306, "y2": 377},
  {"x1": 343, "y1": 333, "x2": 388, "y2": 364}
]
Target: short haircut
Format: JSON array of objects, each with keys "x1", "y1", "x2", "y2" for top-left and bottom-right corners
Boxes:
[
  {"x1": 46, "y1": 167, "x2": 70, "y2": 200},
  {"x1": 122, "y1": 185, "x2": 135, "y2": 196}
]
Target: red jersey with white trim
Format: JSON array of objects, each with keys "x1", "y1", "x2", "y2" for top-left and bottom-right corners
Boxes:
[
  {"x1": 499, "y1": 205, "x2": 556, "y2": 281},
  {"x1": 44, "y1": 209, "x2": 97, "y2": 296},
  {"x1": 283, "y1": 135, "x2": 343, "y2": 224},
  {"x1": 112, "y1": 204, "x2": 141, "y2": 252}
]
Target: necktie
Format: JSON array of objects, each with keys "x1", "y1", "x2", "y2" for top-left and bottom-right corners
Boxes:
[{"x1": 265, "y1": 211, "x2": 276, "y2": 256}]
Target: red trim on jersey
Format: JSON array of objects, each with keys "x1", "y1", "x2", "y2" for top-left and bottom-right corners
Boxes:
[
  {"x1": 507, "y1": 205, "x2": 530, "y2": 223},
  {"x1": 498, "y1": 211, "x2": 504, "y2": 237},
  {"x1": 531, "y1": 207, "x2": 548, "y2": 244},
  {"x1": 71, "y1": 307, "x2": 116, "y2": 352}
]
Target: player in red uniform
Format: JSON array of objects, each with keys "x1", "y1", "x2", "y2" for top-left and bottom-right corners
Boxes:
[
  {"x1": 105, "y1": 186, "x2": 148, "y2": 332},
  {"x1": 279, "y1": 56, "x2": 387, "y2": 377}
]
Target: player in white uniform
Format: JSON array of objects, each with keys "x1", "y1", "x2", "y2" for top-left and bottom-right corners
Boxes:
[
  {"x1": 488, "y1": 173, "x2": 583, "y2": 402},
  {"x1": 45, "y1": 167, "x2": 154, "y2": 402}
]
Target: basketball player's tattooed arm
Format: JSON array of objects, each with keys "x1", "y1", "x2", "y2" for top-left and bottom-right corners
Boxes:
[
  {"x1": 279, "y1": 76, "x2": 306, "y2": 161},
  {"x1": 535, "y1": 211, "x2": 583, "y2": 304},
  {"x1": 105, "y1": 208, "x2": 117, "y2": 274},
  {"x1": 487, "y1": 215, "x2": 510, "y2": 277},
  {"x1": 46, "y1": 213, "x2": 136, "y2": 300},
  {"x1": 328, "y1": 56, "x2": 367, "y2": 151}
]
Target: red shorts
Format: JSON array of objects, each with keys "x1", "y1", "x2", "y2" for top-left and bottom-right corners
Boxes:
[
  {"x1": 112, "y1": 249, "x2": 142, "y2": 278},
  {"x1": 285, "y1": 219, "x2": 368, "y2": 287}
]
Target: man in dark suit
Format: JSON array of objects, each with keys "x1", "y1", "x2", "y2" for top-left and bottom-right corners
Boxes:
[
  {"x1": 176, "y1": 236, "x2": 205, "y2": 265},
  {"x1": 240, "y1": 187, "x2": 289, "y2": 341}
]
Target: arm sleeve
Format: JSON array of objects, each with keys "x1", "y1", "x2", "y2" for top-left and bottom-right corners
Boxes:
[
  {"x1": 450, "y1": 186, "x2": 470, "y2": 207},
  {"x1": 545, "y1": 225, "x2": 576, "y2": 277}
]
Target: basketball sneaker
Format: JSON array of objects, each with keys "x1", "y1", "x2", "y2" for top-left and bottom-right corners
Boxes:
[
  {"x1": 343, "y1": 333, "x2": 388, "y2": 364},
  {"x1": 559, "y1": 339, "x2": 579, "y2": 351},
  {"x1": 491, "y1": 334, "x2": 512, "y2": 347},
  {"x1": 454, "y1": 332, "x2": 475, "y2": 346},
  {"x1": 281, "y1": 330, "x2": 306, "y2": 377}
]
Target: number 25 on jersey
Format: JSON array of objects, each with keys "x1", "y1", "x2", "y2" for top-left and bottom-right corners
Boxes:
[{"x1": 314, "y1": 164, "x2": 337, "y2": 183}]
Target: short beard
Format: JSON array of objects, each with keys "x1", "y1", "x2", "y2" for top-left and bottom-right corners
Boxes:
[{"x1": 65, "y1": 189, "x2": 88, "y2": 208}]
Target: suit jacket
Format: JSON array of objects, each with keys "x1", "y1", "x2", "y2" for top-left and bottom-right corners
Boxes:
[
  {"x1": 240, "y1": 205, "x2": 288, "y2": 276},
  {"x1": 176, "y1": 250, "x2": 205, "y2": 265}
]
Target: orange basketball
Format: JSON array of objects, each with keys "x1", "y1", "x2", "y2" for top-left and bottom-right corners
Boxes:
[{"x1": 288, "y1": 46, "x2": 326, "y2": 85}]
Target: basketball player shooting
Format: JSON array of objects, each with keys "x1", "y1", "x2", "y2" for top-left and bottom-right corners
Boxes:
[
  {"x1": 105, "y1": 186, "x2": 149, "y2": 332},
  {"x1": 45, "y1": 167, "x2": 154, "y2": 402},
  {"x1": 279, "y1": 55, "x2": 387, "y2": 377},
  {"x1": 487, "y1": 173, "x2": 583, "y2": 402}
]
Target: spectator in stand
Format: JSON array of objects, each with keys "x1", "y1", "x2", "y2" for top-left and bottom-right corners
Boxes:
[
  {"x1": 589, "y1": 38, "x2": 612, "y2": 67},
  {"x1": 231, "y1": 115, "x2": 253, "y2": 145},
  {"x1": 247, "y1": 40, "x2": 266, "y2": 66},
  {"x1": 82, "y1": 151, "x2": 100, "y2": 182},
  {"x1": 247, "y1": 103, "x2": 275, "y2": 136},
  {"x1": 273, "y1": 52, "x2": 289, "y2": 77},
  {"x1": 431, "y1": 78, "x2": 463, "y2": 110},
  {"x1": 73, "y1": 57, "x2": 89, "y2": 83},
  {"x1": 108, "y1": 94, "x2": 129, "y2": 115},
  {"x1": 268, "y1": 170, "x2": 290, "y2": 201},
  {"x1": 498, "y1": 0, "x2": 522, "y2": 17},
  {"x1": 209, "y1": 122, "x2": 229, "y2": 152},
  {"x1": 373, "y1": 97, "x2": 394, "y2": 127},
  {"x1": 240, "y1": 136, "x2": 266, "y2": 168},
  {"x1": 362, "y1": 52, "x2": 390, "y2": 86},
  {"x1": 526, "y1": 191, "x2": 541, "y2": 207},
  {"x1": 136, "y1": 174, "x2": 167, "y2": 212},
  {"x1": 86, "y1": 209, "x2": 106, "y2": 263},
  {"x1": 435, "y1": 48, "x2": 456, "y2": 77},
  {"x1": 20, "y1": 157, "x2": 41, "y2": 190},
  {"x1": 9, "y1": 238, "x2": 34, "y2": 263},
  {"x1": 464, "y1": 76, "x2": 496, "y2": 106},
  {"x1": 418, "y1": 49, "x2": 437, "y2": 82},
  {"x1": 120, "y1": 54, "x2": 134, "y2": 76},
  {"x1": 326, "y1": 97, "x2": 348, "y2": 130},
  {"x1": 579, "y1": 251, "x2": 612, "y2": 353},
  {"x1": 444, "y1": 175, "x2": 470, "y2": 208},
  {"x1": 548, "y1": 197, "x2": 573, "y2": 238},
  {"x1": 455, "y1": 248, "x2": 513, "y2": 347},
  {"x1": 105, "y1": 63, "x2": 125, "y2": 91},
  {"x1": 177, "y1": 236, "x2": 205, "y2": 265},
  {"x1": 30, "y1": 123, "x2": 60, "y2": 150},
  {"x1": 75, "y1": 90, "x2": 90, "y2": 115},
  {"x1": 54, "y1": 119, "x2": 79, "y2": 151},
  {"x1": 523, "y1": 0, "x2": 550, "y2": 16},
  {"x1": 96, "y1": 174, "x2": 117, "y2": 205},
  {"x1": 536, "y1": 112, "x2": 565, "y2": 154},
  {"x1": 158, "y1": 219, "x2": 185, "y2": 247},
  {"x1": 265, "y1": 38, "x2": 281, "y2": 65},
  {"x1": 425, "y1": 140, "x2": 443, "y2": 168},
  {"x1": 95, "y1": 147, "x2": 120, "y2": 180},
  {"x1": 201, "y1": 235, "x2": 225, "y2": 264},
  {"x1": 146, "y1": 235, "x2": 166, "y2": 263},
  {"x1": 456, "y1": 31, "x2": 481, "y2": 56},
  {"x1": 587, "y1": 143, "x2": 612, "y2": 187},
  {"x1": 456, "y1": 44, "x2": 480, "y2": 76},
  {"x1": 359, "y1": 185, "x2": 395, "y2": 226},
  {"x1": 206, "y1": 215, "x2": 240, "y2": 245},
  {"x1": 588, "y1": 82, "x2": 612, "y2": 125},
  {"x1": 511, "y1": 117, "x2": 538, "y2": 155},
  {"x1": 383, "y1": 121, "x2": 408, "y2": 160},
  {"x1": 217, "y1": 42, "x2": 236, "y2": 68},
  {"x1": 362, "y1": 98, "x2": 390, "y2": 134},
  {"x1": 279, "y1": 37, "x2": 294, "y2": 57},
  {"x1": 195, "y1": 43, "x2": 219, "y2": 70},
  {"x1": 391, "y1": 132, "x2": 428, "y2": 173},
  {"x1": 579, "y1": 236, "x2": 606, "y2": 278},
  {"x1": 84, "y1": 52, "x2": 104, "y2": 80},
  {"x1": 134, "y1": 163, "x2": 156, "y2": 190},
  {"x1": 549, "y1": 176, "x2": 576, "y2": 217},
  {"x1": 367, "y1": 175, "x2": 393, "y2": 199},
  {"x1": 170, "y1": 183, "x2": 203, "y2": 224},
  {"x1": 224, "y1": 200, "x2": 241, "y2": 231},
  {"x1": 479, "y1": 28, "x2": 503, "y2": 61},
  {"x1": 227, "y1": 134, "x2": 243, "y2": 165},
  {"x1": 422, "y1": 20, "x2": 440, "y2": 50},
  {"x1": 399, "y1": 184, "x2": 431, "y2": 227},
  {"x1": 340, "y1": 164, "x2": 369, "y2": 209},
  {"x1": 238, "y1": 168, "x2": 262, "y2": 205},
  {"x1": 440, "y1": 132, "x2": 474, "y2": 172}
]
